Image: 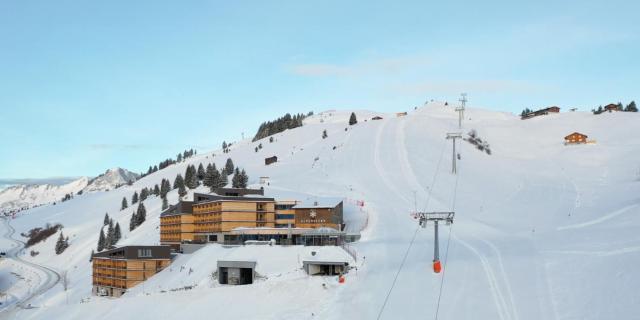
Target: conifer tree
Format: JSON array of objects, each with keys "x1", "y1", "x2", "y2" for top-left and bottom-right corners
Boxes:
[
  {"x1": 222, "y1": 141, "x2": 228, "y2": 153},
  {"x1": 160, "y1": 179, "x2": 170, "y2": 198},
  {"x1": 140, "y1": 188, "x2": 149, "y2": 201},
  {"x1": 129, "y1": 212, "x2": 137, "y2": 231},
  {"x1": 225, "y1": 158, "x2": 234, "y2": 174},
  {"x1": 232, "y1": 168, "x2": 240, "y2": 188},
  {"x1": 113, "y1": 223, "x2": 121, "y2": 244},
  {"x1": 174, "y1": 174, "x2": 184, "y2": 190},
  {"x1": 136, "y1": 203, "x2": 146, "y2": 226},
  {"x1": 121, "y1": 197, "x2": 128, "y2": 210},
  {"x1": 239, "y1": 169, "x2": 249, "y2": 188},
  {"x1": 106, "y1": 220, "x2": 114, "y2": 247},
  {"x1": 132, "y1": 191, "x2": 139, "y2": 204},
  {"x1": 349, "y1": 112, "x2": 357, "y2": 125},
  {"x1": 185, "y1": 165, "x2": 198, "y2": 189},
  {"x1": 97, "y1": 229, "x2": 106, "y2": 251},
  {"x1": 205, "y1": 164, "x2": 220, "y2": 190},
  {"x1": 162, "y1": 197, "x2": 169, "y2": 210},
  {"x1": 197, "y1": 163, "x2": 205, "y2": 180},
  {"x1": 626, "y1": 101, "x2": 638, "y2": 112},
  {"x1": 153, "y1": 184, "x2": 160, "y2": 196},
  {"x1": 55, "y1": 232, "x2": 66, "y2": 254},
  {"x1": 103, "y1": 213, "x2": 110, "y2": 225},
  {"x1": 219, "y1": 170, "x2": 228, "y2": 188}
]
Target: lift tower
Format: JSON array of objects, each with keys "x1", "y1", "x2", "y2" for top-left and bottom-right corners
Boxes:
[
  {"x1": 446, "y1": 133, "x2": 463, "y2": 174},
  {"x1": 414, "y1": 212, "x2": 455, "y2": 273},
  {"x1": 455, "y1": 93, "x2": 467, "y2": 129}
]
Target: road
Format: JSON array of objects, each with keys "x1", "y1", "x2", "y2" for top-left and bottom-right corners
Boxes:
[{"x1": 0, "y1": 216, "x2": 60, "y2": 319}]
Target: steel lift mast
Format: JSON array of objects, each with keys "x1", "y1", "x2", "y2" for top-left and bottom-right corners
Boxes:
[{"x1": 414, "y1": 211, "x2": 455, "y2": 273}]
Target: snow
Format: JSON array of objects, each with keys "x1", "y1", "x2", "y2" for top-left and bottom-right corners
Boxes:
[
  {"x1": 1, "y1": 102, "x2": 640, "y2": 319},
  {"x1": 0, "y1": 168, "x2": 139, "y2": 213}
]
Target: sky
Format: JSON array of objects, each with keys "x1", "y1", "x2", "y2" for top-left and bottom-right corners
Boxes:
[{"x1": 0, "y1": 0, "x2": 638, "y2": 179}]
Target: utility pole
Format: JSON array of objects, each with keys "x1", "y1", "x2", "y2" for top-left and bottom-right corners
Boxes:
[
  {"x1": 446, "y1": 133, "x2": 462, "y2": 174},
  {"x1": 456, "y1": 93, "x2": 467, "y2": 129},
  {"x1": 414, "y1": 212, "x2": 455, "y2": 273}
]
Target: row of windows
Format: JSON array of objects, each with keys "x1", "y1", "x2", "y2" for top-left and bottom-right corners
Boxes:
[{"x1": 276, "y1": 214, "x2": 295, "y2": 220}]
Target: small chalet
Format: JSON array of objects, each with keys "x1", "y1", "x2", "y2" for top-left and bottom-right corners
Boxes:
[
  {"x1": 564, "y1": 132, "x2": 588, "y2": 145},
  {"x1": 265, "y1": 156, "x2": 277, "y2": 165},
  {"x1": 604, "y1": 103, "x2": 621, "y2": 112},
  {"x1": 396, "y1": 112, "x2": 407, "y2": 117},
  {"x1": 371, "y1": 116, "x2": 383, "y2": 120},
  {"x1": 521, "y1": 106, "x2": 561, "y2": 120}
]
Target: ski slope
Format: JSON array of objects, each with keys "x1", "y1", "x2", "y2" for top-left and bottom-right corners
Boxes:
[{"x1": 2, "y1": 103, "x2": 639, "y2": 320}]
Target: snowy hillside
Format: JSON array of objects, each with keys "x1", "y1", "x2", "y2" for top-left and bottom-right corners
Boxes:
[
  {"x1": 0, "y1": 168, "x2": 138, "y2": 213},
  {"x1": 2, "y1": 103, "x2": 640, "y2": 320},
  {"x1": 83, "y1": 168, "x2": 139, "y2": 193}
]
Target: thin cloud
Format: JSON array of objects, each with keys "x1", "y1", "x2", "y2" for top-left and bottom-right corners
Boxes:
[{"x1": 287, "y1": 56, "x2": 431, "y2": 78}]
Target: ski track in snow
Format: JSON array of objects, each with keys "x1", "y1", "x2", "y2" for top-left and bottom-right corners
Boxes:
[
  {"x1": 557, "y1": 203, "x2": 638, "y2": 231},
  {"x1": 455, "y1": 233, "x2": 516, "y2": 320}
]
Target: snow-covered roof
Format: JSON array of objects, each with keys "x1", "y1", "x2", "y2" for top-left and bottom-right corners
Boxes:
[
  {"x1": 292, "y1": 197, "x2": 343, "y2": 209},
  {"x1": 301, "y1": 247, "x2": 351, "y2": 263}
]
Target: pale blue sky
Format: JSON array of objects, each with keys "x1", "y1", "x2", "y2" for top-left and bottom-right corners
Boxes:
[{"x1": 0, "y1": 0, "x2": 638, "y2": 179}]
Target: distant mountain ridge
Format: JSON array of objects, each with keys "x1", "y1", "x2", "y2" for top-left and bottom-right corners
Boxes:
[{"x1": 0, "y1": 168, "x2": 139, "y2": 213}]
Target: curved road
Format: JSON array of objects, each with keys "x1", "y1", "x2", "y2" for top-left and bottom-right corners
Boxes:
[{"x1": 0, "y1": 217, "x2": 60, "y2": 318}]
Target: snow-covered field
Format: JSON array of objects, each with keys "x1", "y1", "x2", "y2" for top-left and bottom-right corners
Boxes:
[{"x1": 1, "y1": 102, "x2": 639, "y2": 319}]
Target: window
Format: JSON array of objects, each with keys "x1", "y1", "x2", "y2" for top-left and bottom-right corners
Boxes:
[
  {"x1": 276, "y1": 214, "x2": 295, "y2": 220},
  {"x1": 138, "y1": 249, "x2": 152, "y2": 258}
]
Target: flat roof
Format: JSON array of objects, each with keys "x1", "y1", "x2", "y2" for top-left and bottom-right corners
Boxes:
[
  {"x1": 292, "y1": 197, "x2": 343, "y2": 209},
  {"x1": 93, "y1": 245, "x2": 171, "y2": 260}
]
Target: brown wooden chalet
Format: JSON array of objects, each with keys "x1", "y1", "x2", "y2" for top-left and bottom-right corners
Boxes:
[
  {"x1": 521, "y1": 106, "x2": 561, "y2": 120},
  {"x1": 604, "y1": 103, "x2": 621, "y2": 112},
  {"x1": 564, "y1": 132, "x2": 588, "y2": 145},
  {"x1": 371, "y1": 116, "x2": 383, "y2": 120},
  {"x1": 265, "y1": 156, "x2": 277, "y2": 165}
]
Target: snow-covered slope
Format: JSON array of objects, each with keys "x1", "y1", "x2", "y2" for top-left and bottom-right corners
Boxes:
[
  {"x1": 0, "y1": 168, "x2": 138, "y2": 213},
  {"x1": 0, "y1": 177, "x2": 89, "y2": 213},
  {"x1": 3, "y1": 103, "x2": 640, "y2": 320},
  {"x1": 83, "y1": 168, "x2": 139, "y2": 193}
]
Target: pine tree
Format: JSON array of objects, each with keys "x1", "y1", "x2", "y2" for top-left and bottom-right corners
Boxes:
[
  {"x1": 97, "y1": 229, "x2": 106, "y2": 251},
  {"x1": 626, "y1": 101, "x2": 638, "y2": 112},
  {"x1": 160, "y1": 179, "x2": 170, "y2": 198},
  {"x1": 197, "y1": 163, "x2": 205, "y2": 180},
  {"x1": 178, "y1": 182, "x2": 187, "y2": 198},
  {"x1": 322, "y1": 129, "x2": 328, "y2": 139},
  {"x1": 239, "y1": 169, "x2": 249, "y2": 188},
  {"x1": 162, "y1": 197, "x2": 169, "y2": 210},
  {"x1": 349, "y1": 112, "x2": 357, "y2": 125},
  {"x1": 185, "y1": 165, "x2": 198, "y2": 189},
  {"x1": 153, "y1": 184, "x2": 160, "y2": 196},
  {"x1": 222, "y1": 141, "x2": 228, "y2": 153},
  {"x1": 219, "y1": 170, "x2": 228, "y2": 188},
  {"x1": 129, "y1": 212, "x2": 137, "y2": 231},
  {"x1": 132, "y1": 191, "x2": 139, "y2": 204},
  {"x1": 121, "y1": 197, "x2": 128, "y2": 210},
  {"x1": 232, "y1": 168, "x2": 240, "y2": 188},
  {"x1": 113, "y1": 223, "x2": 121, "y2": 244},
  {"x1": 103, "y1": 213, "x2": 110, "y2": 225},
  {"x1": 55, "y1": 232, "x2": 65, "y2": 254},
  {"x1": 106, "y1": 220, "x2": 114, "y2": 247},
  {"x1": 140, "y1": 188, "x2": 149, "y2": 201},
  {"x1": 177, "y1": 153, "x2": 183, "y2": 162},
  {"x1": 205, "y1": 164, "x2": 221, "y2": 190},
  {"x1": 174, "y1": 174, "x2": 184, "y2": 190},
  {"x1": 225, "y1": 158, "x2": 234, "y2": 174},
  {"x1": 136, "y1": 203, "x2": 146, "y2": 226}
]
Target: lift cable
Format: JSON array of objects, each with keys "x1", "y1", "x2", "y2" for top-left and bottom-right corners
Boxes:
[
  {"x1": 375, "y1": 132, "x2": 449, "y2": 320},
  {"x1": 434, "y1": 143, "x2": 462, "y2": 320}
]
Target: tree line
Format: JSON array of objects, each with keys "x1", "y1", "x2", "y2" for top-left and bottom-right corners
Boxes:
[{"x1": 252, "y1": 112, "x2": 313, "y2": 142}]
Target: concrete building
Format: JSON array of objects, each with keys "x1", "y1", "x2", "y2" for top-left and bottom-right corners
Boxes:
[
  {"x1": 302, "y1": 250, "x2": 349, "y2": 276},
  {"x1": 218, "y1": 260, "x2": 256, "y2": 285}
]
